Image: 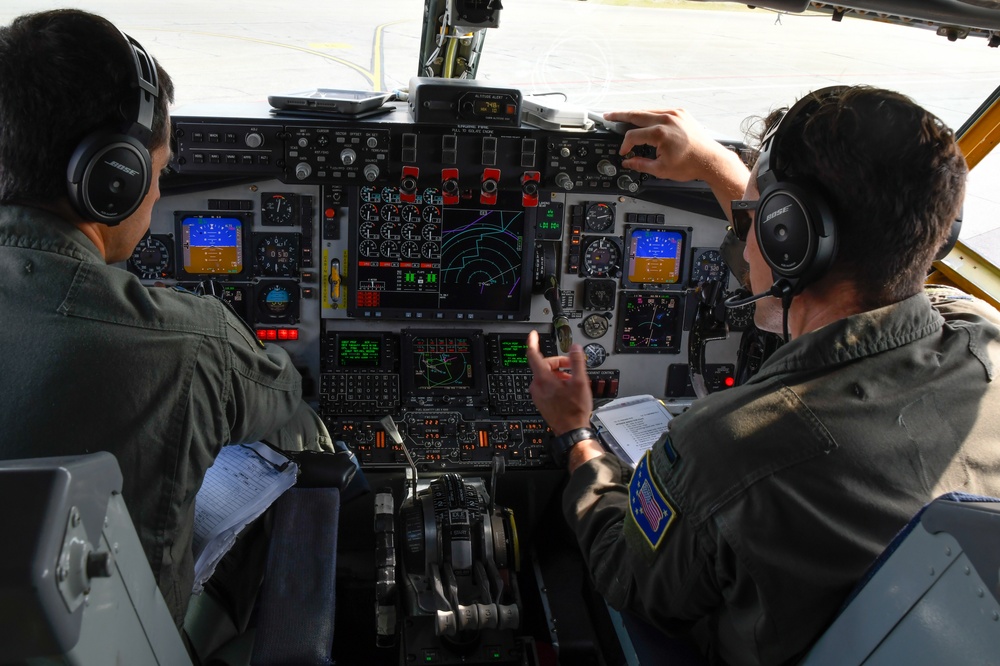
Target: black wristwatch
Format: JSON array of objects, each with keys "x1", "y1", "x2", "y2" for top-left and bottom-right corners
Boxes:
[{"x1": 549, "y1": 427, "x2": 597, "y2": 468}]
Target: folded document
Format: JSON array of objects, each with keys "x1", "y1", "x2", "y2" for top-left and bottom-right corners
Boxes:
[
  {"x1": 591, "y1": 394, "x2": 673, "y2": 467},
  {"x1": 191, "y1": 441, "x2": 298, "y2": 593}
]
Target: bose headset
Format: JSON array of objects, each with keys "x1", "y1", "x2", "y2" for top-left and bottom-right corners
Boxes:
[
  {"x1": 728, "y1": 86, "x2": 961, "y2": 330},
  {"x1": 66, "y1": 30, "x2": 159, "y2": 226},
  {"x1": 751, "y1": 86, "x2": 843, "y2": 300}
]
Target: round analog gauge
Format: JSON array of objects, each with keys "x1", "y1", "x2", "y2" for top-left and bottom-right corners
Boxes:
[
  {"x1": 582, "y1": 313, "x2": 610, "y2": 339},
  {"x1": 257, "y1": 282, "x2": 299, "y2": 323},
  {"x1": 422, "y1": 223, "x2": 440, "y2": 241},
  {"x1": 359, "y1": 221, "x2": 379, "y2": 240},
  {"x1": 380, "y1": 186, "x2": 401, "y2": 204},
  {"x1": 691, "y1": 249, "x2": 728, "y2": 285},
  {"x1": 261, "y1": 193, "x2": 294, "y2": 226},
  {"x1": 583, "y1": 343, "x2": 608, "y2": 368},
  {"x1": 360, "y1": 240, "x2": 379, "y2": 257},
  {"x1": 255, "y1": 235, "x2": 299, "y2": 277},
  {"x1": 401, "y1": 205, "x2": 421, "y2": 225},
  {"x1": 401, "y1": 241, "x2": 421, "y2": 259},
  {"x1": 380, "y1": 240, "x2": 399, "y2": 257},
  {"x1": 380, "y1": 204, "x2": 400, "y2": 223},
  {"x1": 380, "y1": 221, "x2": 399, "y2": 239},
  {"x1": 422, "y1": 205, "x2": 442, "y2": 224},
  {"x1": 360, "y1": 202, "x2": 379, "y2": 222},
  {"x1": 582, "y1": 237, "x2": 621, "y2": 278},
  {"x1": 401, "y1": 222, "x2": 421, "y2": 240},
  {"x1": 421, "y1": 242, "x2": 439, "y2": 259},
  {"x1": 422, "y1": 188, "x2": 443, "y2": 205},
  {"x1": 584, "y1": 279, "x2": 616, "y2": 310},
  {"x1": 584, "y1": 202, "x2": 615, "y2": 232},
  {"x1": 129, "y1": 235, "x2": 172, "y2": 279},
  {"x1": 360, "y1": 186, "x2": 380, "y2": 203},
  {"x1": 725, "y1": 295, "x2": 755, "y2": 331}
]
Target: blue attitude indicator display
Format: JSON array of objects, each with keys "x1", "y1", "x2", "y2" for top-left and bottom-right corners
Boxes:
[
  {"x1": 624, "y1": 227, "x2": 686, "y2": 287},
  {"x1": 180, "y1": 215, "x2": 245, "y2": 275}
]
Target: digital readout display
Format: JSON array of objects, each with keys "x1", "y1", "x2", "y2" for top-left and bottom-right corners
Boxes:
[
  {"x1": 498, "y1": 337, "x2": 529, "y2": 368},
  {"x1": 338, "y1": 336, "x2": 382, "y2": 368}
]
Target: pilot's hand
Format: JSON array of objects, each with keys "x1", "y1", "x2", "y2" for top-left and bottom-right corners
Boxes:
[
  {"x1": 604, "y1": 108, "x2": 741, "y2": 183},
  {"x1": 526, "y1": 329, "x2": 593, "y2": 436}
]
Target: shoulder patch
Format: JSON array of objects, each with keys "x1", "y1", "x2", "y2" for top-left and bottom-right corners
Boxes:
[{"x1": 629, "y1": 451, "x2": 678, "y2": 550}]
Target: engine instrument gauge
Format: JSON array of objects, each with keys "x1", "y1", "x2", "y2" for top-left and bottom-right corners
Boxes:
[
  {"x1": 584, "y1": 202, "x2": 615, "y2": 232},
  {"x1": 380, "y1": 186, "x2": 401, "y2": 204},
  {"x1": 359, "y1": 221, "x2": 379, "y2": 240},
  {"x1": 360, "y1": 240, "x2": 379, "y2": 257},
  {"x1": 401, "y1": 241, "x2": 421, "y2": 259},
  {"x1": 422, "y1": 188, "x2": 443, "y2": 205},
  {"x1": 255, "y1": 234, "x2": 300, "y2": 277},
  {"x1": 380, "y1": 205, "x2": 400, "y2": 223},
  {"x1": 582, "y1": 313, "x2": 610, "y2": 339},
  {"x1": 616, "y1": 292, "x2": 683, "y2": 353},
  {"x1": 261, "y1": 193, "x2": 294, "y2": 226},
  {"x1": 582, "y1": 237, "x2": 621, "y2": 278},
  {"x1": 360, "y1": 203, "x2": 379, "y2": 222},
  {"x1": 380, "y1": 221, "x2": 399, "y2": 239},
  {"x1": 360, "y1": 185, "x2": 380, "y2": 203},
  {"x1": 401, "y1": 205, "x2": 421, "y2": 225},
  {"x1": 128, "y1": 234, "x2": 173, "y2": 280},
  {"x1": 380, "y1": 240, "x2": 399, "y2": 257},
  {"x1": 583, "y1": 343, "x2": 608, "y2": 368},
  {"x1": 422, "y1": 205, "x2": 442, "y2": 224}
]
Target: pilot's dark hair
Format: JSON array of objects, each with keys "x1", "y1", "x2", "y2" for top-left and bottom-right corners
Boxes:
[
  {"x1": 0, "y1": 9, "x2": 175, "y2": 205},
  {"x1": 750, "y1": 86, "x2": 967, "y2": 309}
]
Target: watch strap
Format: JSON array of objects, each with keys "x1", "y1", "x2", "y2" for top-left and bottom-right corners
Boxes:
[{"x1": 550, "y1": 427, "x2": 597, "y2": 467}]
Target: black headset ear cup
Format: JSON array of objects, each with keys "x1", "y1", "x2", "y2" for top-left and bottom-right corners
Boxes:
[
  {"x1": 67, "y1": 129, "x2": 152, "y2": 226},
  {"x1": 755, "y1": 180, "x2": 837, "y2": 291}
]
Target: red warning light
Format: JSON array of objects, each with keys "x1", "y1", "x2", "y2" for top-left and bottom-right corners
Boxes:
[{"x1": 724, "y1": 376, "x2": 735, "y2": 388}]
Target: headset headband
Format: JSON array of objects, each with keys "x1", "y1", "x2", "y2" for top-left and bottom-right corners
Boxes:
[{"x1": 119, "y1": 30, "x2": 159, "y2": 146}]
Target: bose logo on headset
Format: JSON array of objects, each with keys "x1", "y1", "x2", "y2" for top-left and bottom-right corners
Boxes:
[
  {"x1": 762, "y1": 204, "x2": 793, "y2": 225},
  {"x1": 66, "y1": 30, "x2": 159, "y2": 226},
  {"x1": 104, "y1": 160, "x2": 142, "y2": 178}
]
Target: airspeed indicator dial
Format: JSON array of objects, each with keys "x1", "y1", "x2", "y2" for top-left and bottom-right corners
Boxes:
[
  {"x1": 128, "y1": 234, "x2": 172, "y2": 279},
  {"x1": 582, "y1": 237, "x2": 621, "y2": 278}
]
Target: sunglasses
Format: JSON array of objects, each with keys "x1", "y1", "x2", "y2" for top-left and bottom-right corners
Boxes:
[{"x1": 730, "y1": 199, "x2": 757, "y2": 241}]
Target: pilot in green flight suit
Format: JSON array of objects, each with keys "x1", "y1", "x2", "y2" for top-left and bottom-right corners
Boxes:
[{"x1": 527, "y1": 86, "x2": 1000, "y2": 665}]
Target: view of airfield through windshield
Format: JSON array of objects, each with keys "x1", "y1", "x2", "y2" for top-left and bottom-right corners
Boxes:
[{"x1": 4, "y1": 0, "x2": 999, "y2": 264}]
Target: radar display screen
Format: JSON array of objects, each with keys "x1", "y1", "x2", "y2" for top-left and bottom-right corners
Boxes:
[
  {"x1": 176, "y1": 213, "x2": 249, "y2": 276},
  {"x1": 349, "y1": 194, "x2": 534, "y2": 320},
  {"x1": 401, "y1": 329, "x2": 485, "y2": 397},
  {"x1": 616, "y1": 292, "x2": 684, "y2": 353},
  {"x1": 622, "y1": 226, "x2": 687, "y2": 288},
  {"x1": 337, "y1": 335, "x2": 382, "y2": 368}
]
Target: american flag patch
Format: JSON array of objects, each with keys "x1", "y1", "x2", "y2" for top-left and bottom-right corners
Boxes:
[{"x1": 629, "y1": 451, "x2": 677, "y2": 550}]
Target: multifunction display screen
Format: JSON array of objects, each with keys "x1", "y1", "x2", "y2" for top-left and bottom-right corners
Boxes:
[
  {"x1": 177, "y1": 213, "x2": 247, "y2": 276},
  {"x1": 401, "y1": 329, "x2": 485, "y2": 397},
  {"x1": 337, "y1": 335, "x2": 382, "y2": 368},
  {"x1": 623, "y1": 227, "x2": 686, "y2": 288},
  {"x1": 349, "y1": 191, "x2": 533, "y2": 319}
]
